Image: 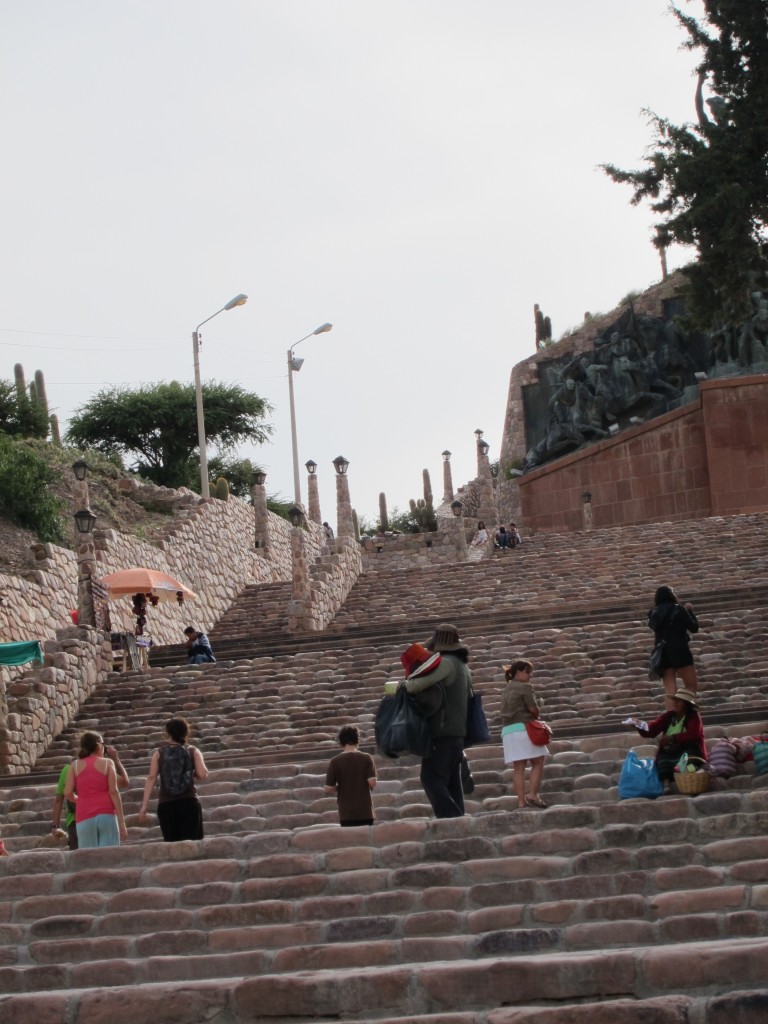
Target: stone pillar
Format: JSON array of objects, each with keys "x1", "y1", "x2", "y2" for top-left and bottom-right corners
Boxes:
[
  {"x1": 287, "y1": 525, "x2": 311, "y2": 631},
  {"x1": 251, "y1": 479, "x2": 270, "y2": 555},
  {"x1": 452, "y1": 515, "x2": 468, "y2": 561},
  {"x1": 475, "y1": 441, "x2": 497, "y2": 525},
  {"x1": 307, "y1": 472, "x2": 321, "y2": 525},
  {"x1": 442, "y1": 450, "x2": 454, "y2": 503},
  {"x1": 73, "y1": 475, "x2": 96, "y2": 627},
  {"x1": 335, "y1": 473, "x2": 354, "y2": 539}
]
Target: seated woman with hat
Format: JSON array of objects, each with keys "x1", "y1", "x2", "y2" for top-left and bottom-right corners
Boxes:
[{"x1": 628, "y1": 689, "x2": 706, "y2": 791}]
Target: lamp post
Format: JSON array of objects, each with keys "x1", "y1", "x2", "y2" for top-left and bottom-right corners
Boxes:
[
  {"x1": 250, "y1": 469, "x2": 269, "y2": 553},
  {"x1": 332, "y1": 455, "x2": 353, "y2": 539},
  {"x1": 71, "y1": 461, "x2": 98, "y2": 627},
  {"x1": 192, "y1": 293, "x2": 248, "y2": 498},
  {"x1": 442, "y1": 449, "x2": 454, "y2": 503},
  {"x1": 450, "y1": 499, "x2": 468, "y2": 560},
  {"x1": 287, "y1": 323, "x2": 333, "y2": 504},
  {"x1": 305, "y1": 459, "x2": 321, "y2": 524}
]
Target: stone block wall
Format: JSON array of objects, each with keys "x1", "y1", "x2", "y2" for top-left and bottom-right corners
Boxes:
[
  {"x1": 360, "y1": 530, "x2": 459, "y2": 571},
  {"x1": 517, "y1": 374, "x2": 768, "y2": 533},
  {"x1": 0, "y1": 626, "x2": 113, "y2": 774},
  {"x1": 702, "y1": 375, "x2": 768, "y2": 516}
]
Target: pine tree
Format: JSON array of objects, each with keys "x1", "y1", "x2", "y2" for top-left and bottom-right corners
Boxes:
[{"x1": 602, "y1": 1, "x2": 768, "y2": 327}]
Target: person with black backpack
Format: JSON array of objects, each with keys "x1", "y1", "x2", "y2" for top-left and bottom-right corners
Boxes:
[{"x1": 138, "y1": 717, "x2": 208, "y2": 841}]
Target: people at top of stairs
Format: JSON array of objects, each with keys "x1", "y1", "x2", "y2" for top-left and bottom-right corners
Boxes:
[
  {"x1": 139, "y1": 716, "x2": 209, "y2": 842},
  {"x1": 500, "y1": 658, "x2": 549, "y2": 810},
  {"x1": 184, "y1": 626, "x2": 216, "y2": 665},
  {"x1": 404, "y1": 624, "x2": 471, "y2": 818},
  {"x1": 468, "y1": 521, "x2": 489, "y2": 562},
  {"x1": 324, "y1": 724, "x2": 377, "y2": 827},
  {"x1": 648, "y1": 585, "x2": 700, "y2": 697}
]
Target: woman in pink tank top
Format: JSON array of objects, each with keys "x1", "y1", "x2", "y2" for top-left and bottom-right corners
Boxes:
[{"x1": 64, "y1": 731, "x2": 128, "y2": 848}]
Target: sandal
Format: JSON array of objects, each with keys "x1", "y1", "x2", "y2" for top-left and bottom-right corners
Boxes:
[{"x1": 526, "y1": 796, "x2": 549, "y2": 809}]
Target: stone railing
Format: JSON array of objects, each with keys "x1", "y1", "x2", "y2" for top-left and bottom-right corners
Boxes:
[
  {"x1": 0, "y1": 626, "x2": 113, "y2": 775},
  {"x1": 288, "y1": 534, "x2": 362, "y2": 632}
]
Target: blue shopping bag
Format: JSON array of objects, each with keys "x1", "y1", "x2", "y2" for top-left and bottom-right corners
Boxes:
[{"x1": 618, "y1": 748, "x2": 663, "y2": 799}]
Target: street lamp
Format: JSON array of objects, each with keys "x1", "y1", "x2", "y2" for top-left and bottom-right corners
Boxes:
[
  {"x1": 332, "y1": 455, "x2": 350, "y2": 475},
  {"x1": 73, "y1": 508, "x2": 97, "y2": 535},
  {"x1": 192, "y1": 293, "x2": 248, "y2": 498},
  {"x1": 287, "y1": 323, "x2": 333, "y2": 504}
]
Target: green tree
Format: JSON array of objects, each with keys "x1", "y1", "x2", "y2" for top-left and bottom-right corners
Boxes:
[
  {"x1": 0, "y1": 435, "x2": 64, "y2": 541},
  {"x1": 602, "y1": 2, "x2": 768, "y2": 327},
  {"x1": 65, "y1": 381, "x2": 273, "y2": 490}
]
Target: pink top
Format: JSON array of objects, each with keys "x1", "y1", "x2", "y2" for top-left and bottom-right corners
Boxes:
[{"x1": 73, "y1": 756, "x2": 115, "y2": 822}]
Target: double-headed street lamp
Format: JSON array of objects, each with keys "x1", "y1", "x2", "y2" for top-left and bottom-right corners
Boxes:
[
  {"x1": 192, "y1": 293, "x2": 248, "y2": 498},
  {"x1": 287, "y1": 322, "x2": 332, "y2": 504}
]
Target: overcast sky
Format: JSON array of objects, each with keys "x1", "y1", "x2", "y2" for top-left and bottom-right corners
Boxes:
[{"x1": 0, "y1": 1, "x2": 703, "y2": 526}]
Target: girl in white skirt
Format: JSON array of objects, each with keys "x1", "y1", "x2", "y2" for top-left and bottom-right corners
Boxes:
[{"x1": 501, "y1": 659, "x2": 549, "y2": 809}]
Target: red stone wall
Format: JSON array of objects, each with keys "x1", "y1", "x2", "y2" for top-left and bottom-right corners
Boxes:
[
  {"x1": 703, "y1": 375, "x2": 768, "y2": 516},
  {"x1": 518, "y1": 375, "x2": 768, "y2": 533}
]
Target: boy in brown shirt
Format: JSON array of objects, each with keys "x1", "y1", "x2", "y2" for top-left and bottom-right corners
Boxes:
[{"x1": 324, "y1": 725, "x2": 377, "y2": 826}]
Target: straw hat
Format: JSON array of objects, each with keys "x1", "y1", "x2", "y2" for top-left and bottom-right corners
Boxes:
[{"x1": 673, "y1": 688, "x2": 698, "y2": 707}]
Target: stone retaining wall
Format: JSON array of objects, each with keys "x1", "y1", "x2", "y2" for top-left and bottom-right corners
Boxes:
[
  {"x1": 360, "y1": 529, "x2": 464, "y2": 571},
  {"x1": 0, "y1": 489, "x2": 301, "y2": 774}
]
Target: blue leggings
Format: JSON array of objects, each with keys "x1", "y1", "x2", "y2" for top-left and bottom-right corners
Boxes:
[{"x1": 76, "y1": 813, "x2": 119, "y2": 848}]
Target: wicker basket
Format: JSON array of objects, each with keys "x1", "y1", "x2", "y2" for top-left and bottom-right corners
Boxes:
[{"x1": 674, "y1": 757, "x2": 711, "y2": 795}]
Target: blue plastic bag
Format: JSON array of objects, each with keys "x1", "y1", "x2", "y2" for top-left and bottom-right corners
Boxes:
[{"x1": 618, "y1": 749, "x2": 663, "y2": 799}]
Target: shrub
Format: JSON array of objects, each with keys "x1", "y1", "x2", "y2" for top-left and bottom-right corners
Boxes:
[{"x1": 0, "y1": 436, "x2": 64, "y2": 541}]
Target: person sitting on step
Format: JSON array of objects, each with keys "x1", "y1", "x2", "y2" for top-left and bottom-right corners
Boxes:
[{"x1": 183, "y1": 626, "x2": 215, "y2": 665}]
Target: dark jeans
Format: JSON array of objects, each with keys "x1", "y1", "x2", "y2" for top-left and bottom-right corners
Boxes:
[{"x1": 420, "y1": 737, "x2": 465, "y2": 818}]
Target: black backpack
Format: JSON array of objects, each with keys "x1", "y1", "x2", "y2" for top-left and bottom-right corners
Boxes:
[{"x1": 160, "y1": 744, "x2": 195, "y2": 796}]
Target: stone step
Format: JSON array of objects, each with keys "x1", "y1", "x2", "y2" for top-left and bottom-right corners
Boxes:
[{"x1": 2, "y1": 939, "x2": 768, "y2": 1021}]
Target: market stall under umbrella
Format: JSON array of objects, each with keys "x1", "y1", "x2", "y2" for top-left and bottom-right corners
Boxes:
[{"x1": 97, "y1": 567, "x2": 198, "y2": 671}]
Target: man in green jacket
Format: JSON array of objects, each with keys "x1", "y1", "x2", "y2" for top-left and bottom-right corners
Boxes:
[{"x1": 404, "y1": 624, "x2": 471, "y2": 818}]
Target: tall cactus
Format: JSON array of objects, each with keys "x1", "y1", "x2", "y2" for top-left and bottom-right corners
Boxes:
[
  {"x1": 50, "y1": 414, "x2": 61, "y2": 444},
  {"x1": 378, "y1": 492, "x2": 389, "y2": 532},
  {"x1": 352, "y1": 509, "x2": 360, "y2": 542},
  {"x1": 423, "y1": 468, "x2": 433, "y2": 506},
  {"x1": 34, "y1": 370, "x2": 50, "y2": 420}
]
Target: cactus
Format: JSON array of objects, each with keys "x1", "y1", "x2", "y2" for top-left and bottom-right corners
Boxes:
[
  {"x1": 409, "y1": 495, "x2": 437, "y2": 533},
  {"x1": 14, "y1": 363, "x2": 26, "y2": 404},
  {"x1": 49, "y1": 414, "x2": 61, "y2": 444},
  {"x1": 214, "y1": 476, "x2": 230, "y2": 501},
  {"x1": 13, "y1": 363, "x2": 48, "y2": 438},
  {"x1": 352, "y1": 509, "x2": 360, "y2": 542},
  {"x1": 378, "y1": 492, "x2": 389, "y2": 532},
  {"x1": 34, "y1": 370, "x2": 49, "y2": 419},
  {"x1": 423, "y1": 468, "x2": 433, "y2": 506}
]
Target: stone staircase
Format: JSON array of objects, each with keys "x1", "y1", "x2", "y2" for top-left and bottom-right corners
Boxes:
[{"x1": 2, "y1": 511, "x2": 768, "y2": 1020}]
